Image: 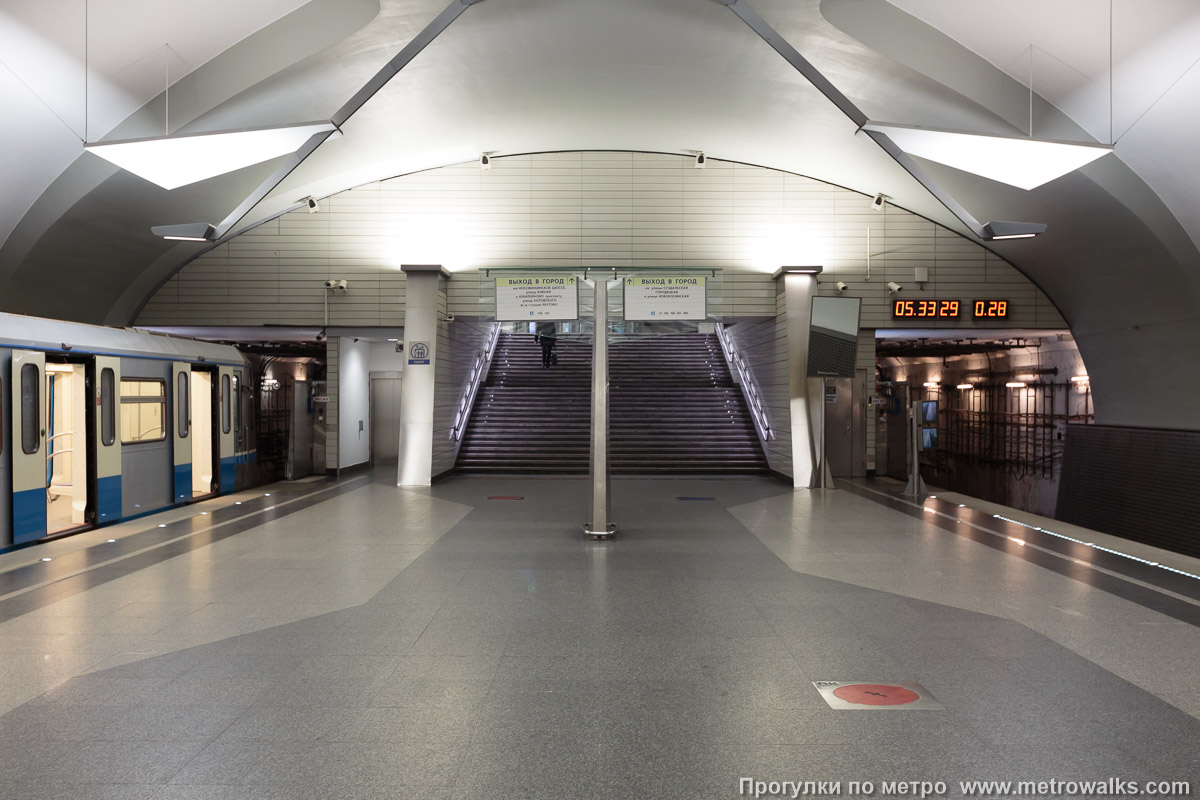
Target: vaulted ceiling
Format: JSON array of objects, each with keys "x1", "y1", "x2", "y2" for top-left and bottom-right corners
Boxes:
[{"x1": 1, "y1": 0, "x2": 1198, "y2": 426}]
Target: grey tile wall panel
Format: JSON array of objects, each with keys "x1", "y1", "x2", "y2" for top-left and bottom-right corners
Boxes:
[{"x1": 137, "y1": 153, "x2": 1063, "y2": 334}]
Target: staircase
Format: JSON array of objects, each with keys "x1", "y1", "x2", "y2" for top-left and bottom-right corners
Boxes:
[
  {"x1": 610, "y1": 333, "x2": 769, "y2": 474},
  {"x1": 455, "y1": 331, "x2": 769, "y2": 475},
  {"x1": 455, "y1": 333, "x2": 592, "y2": 473}
]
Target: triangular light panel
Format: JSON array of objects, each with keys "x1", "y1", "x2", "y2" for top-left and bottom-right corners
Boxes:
[
  {"x1": 85, "y1": 122, "x2": 337, "y2": 190},
  {"x1": 861, "y1": 122, "x2": 1112, "y2": 191}
]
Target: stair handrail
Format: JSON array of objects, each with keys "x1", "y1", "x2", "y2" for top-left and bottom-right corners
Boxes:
[
  {"x1": 715, "y1": 323, "x2": 773, "y2": 442},
  {"x1": 450, "y1": 322, "x2": 502, "y2": 441}
]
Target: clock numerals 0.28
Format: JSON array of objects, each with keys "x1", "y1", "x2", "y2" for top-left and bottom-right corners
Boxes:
[
  {"x1": 892, "y1": 299, "x2": 960, "y2": 318},
  {"x1": 973, "y1": 300, "x2": 1008, "y2": 318}
]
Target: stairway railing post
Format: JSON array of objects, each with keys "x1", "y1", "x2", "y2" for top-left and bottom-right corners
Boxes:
[{"x1": 584, "y1": 278, "x2": 616, "y2": 540}]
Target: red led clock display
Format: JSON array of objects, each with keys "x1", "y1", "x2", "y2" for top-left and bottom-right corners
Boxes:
[
  {"x1": 892, "y1": 300, "x2": 960, "y2": 319},
  {"x1": 973, "y1": 300, "x2": 1009, "y2": 318}
]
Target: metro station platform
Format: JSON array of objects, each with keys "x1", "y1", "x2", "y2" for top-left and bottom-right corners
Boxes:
[{"x1": 1, "y1": 470, "x2": 1197, "y2": 799}]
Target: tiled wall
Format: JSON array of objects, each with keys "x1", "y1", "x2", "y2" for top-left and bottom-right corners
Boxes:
[{"x1": 137, "y1": 152, "x2": 1064, "y2": 331}]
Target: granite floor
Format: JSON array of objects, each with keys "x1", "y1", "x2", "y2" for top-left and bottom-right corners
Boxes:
[{"x1": 0, "y1": 470, "x2": 1197, "y2": 799}]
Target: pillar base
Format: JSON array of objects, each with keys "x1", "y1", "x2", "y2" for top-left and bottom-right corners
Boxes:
[{"x1": 583, "y1": 522, "x2": 617, "y2": 541}]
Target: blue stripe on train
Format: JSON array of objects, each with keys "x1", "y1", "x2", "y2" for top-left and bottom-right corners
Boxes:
[
  {"x1": 219, "y1": 456, "x2": 236, "y2": 493},
  {"x1": 12, "y1": 487, "x2": 47, "y2": 545},
  {"x1": 173, "y1": 464, "x2": 192, "y2": 503},
  {"x1": 97, "y1": 475, "x2": 122, "y2": 524}
]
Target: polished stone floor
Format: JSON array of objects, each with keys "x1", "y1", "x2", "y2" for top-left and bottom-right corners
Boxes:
[{"x1": 1, "y1": 470, "x2": 1198, "y2": 799}]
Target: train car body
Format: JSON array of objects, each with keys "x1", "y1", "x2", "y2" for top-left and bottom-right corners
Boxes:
[{"x1": 0, "y1": 313, "x2": 252, "y2": 548}]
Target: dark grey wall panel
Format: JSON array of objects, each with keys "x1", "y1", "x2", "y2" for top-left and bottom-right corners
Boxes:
[
  {"x1": 1057, "y1": 425, "x2": 1200, "y2": 558},
  {"x1": 0, "y1": 348, "x2": 11, "y2": 547}
]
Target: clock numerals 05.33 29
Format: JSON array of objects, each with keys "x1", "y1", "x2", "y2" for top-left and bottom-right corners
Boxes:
[{"x1": 892, "y1": 299, "x2": 960, "y2": 318}]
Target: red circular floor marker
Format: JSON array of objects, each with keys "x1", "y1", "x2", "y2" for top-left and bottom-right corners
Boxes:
[{"x1": 832, "y1": 684, "x2": 921, "y2": 706}]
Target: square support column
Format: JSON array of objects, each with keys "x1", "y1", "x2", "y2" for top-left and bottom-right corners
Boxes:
[
  {"x1": 397, "y1": 264, "x2": 450, "y2": 487},
  {"x1": 776, "y1": 267, "x2": 823, "y2": 489}
]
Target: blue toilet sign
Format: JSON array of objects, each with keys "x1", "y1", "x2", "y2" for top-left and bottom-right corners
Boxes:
[{"x1": 408, "y1": 341, "x2": 430, "y2": 365}]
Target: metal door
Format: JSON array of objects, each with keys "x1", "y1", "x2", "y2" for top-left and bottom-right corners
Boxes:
[
  {"x1": 171, "y1": 362, "x2": 191, "y2": 503},
  {"x1": 822, "y1": 372, "x2": 867, "y2": 478},
  {"x1": 0, "y1": 349, "x2": 11, "y2": 546},
  {"x1": 94, "y1": 357, "x2": 122, "y2": 524},
  {"x1": 218, "y1": 366, "x2": 236, "y2": 492},
  {"x1": 11, "y1": 350, "x2": 46, "y2": 543},
  {"x1": 370, "y1": 376, "x2": 402, "y2": 464}
]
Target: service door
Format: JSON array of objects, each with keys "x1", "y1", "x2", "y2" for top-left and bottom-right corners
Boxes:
[
  {"x1": 94, "y1": 357, "x2": 122, "y2": 524},
  {"x1": 11, "y1": 350, "x2": 46, "y2": 543},
  {"x1": 218, "y1": 366, "x2": 236, "y2": 492},
  {"x1": 172, "y1": 363, "x2": 191, "y2": 503},
  {"x1": 0, "y1": 349, "x2": 11, "y2": 547}
]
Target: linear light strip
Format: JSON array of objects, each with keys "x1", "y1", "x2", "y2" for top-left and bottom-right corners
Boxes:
[{"x1": 992, "y1": 513, "x2": 1199, "y2": 580}]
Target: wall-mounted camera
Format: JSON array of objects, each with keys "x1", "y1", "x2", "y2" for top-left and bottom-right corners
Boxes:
[{"x1": 323, "y1": 279, "x2": 349, "y2": 293}]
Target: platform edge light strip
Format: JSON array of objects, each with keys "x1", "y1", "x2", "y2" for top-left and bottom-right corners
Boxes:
[
  {"x1": 84, "y1": 122, "x2": 338, "y2": 191},
  {"x1": 861, "y1": 122, "x2": 1112, "y2": 192},
  {"x1": 992, "y1": 514, "x2": 1200, "y2": 580}
]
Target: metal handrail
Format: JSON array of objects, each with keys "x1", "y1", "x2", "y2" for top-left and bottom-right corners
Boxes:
[
  {"x1": 450, "y1": 322, "x2": 502, "y2": 441},
  {"x1": 715, "y1": 323, "x2": 773, "y2": 442}
]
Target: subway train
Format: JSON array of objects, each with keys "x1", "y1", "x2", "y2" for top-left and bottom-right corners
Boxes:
[{"x1": 1, "y1": 312, "x2": 255, "y2": 549}]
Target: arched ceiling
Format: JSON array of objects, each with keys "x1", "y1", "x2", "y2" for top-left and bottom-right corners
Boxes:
[{"x1": 1, "y1": 0, "x2": 1199, "y2": 427}]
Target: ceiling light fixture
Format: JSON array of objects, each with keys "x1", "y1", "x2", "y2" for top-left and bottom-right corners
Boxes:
[
  {"x1": 1006, "y1": 381, "x2": 1027, "y2": 388},
  {"x1": 86, "y1": 122, "x2": 338, "y2": 191},
  {"x1": 772, "y1": 266, "x2": 824, "y2": 278},
  {"x1": 957, "y1": 383, "x2": 973, "y2": 390},
  {"x1": 860, "y1": 122, "x2": 1112, "y2": 192}
]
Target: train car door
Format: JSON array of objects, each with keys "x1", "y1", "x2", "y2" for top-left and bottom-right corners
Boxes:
[
  {"x1": 172, "y1": 363, "x2": 192, "y2": 503},
  {"x1": 10, "y1": 350, "x2": 46, "y2": 543},
  {"x1": 1, "y1": 348, "x2": 11, "y2": 547},
  {"x1": 218, "y1": 366, "x2": 236, "y2": 492},
  {"x1": 45, "y1": 359, "x2": 90, "y2": 535},
  {"x1": 95, "y1": 357, "x2": 122, "y2": 524},
  {"x1": 190, "y1": 367, "x2": 216, "y2": 498}
]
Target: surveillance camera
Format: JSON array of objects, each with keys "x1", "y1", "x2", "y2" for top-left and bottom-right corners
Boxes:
[
  {"x1": 440, "y1": 313, "x2": 456, "y2": 323},
  {"x1": 334, "y1": 279, "x2": 349, "y2": 293},
  {"x1": 480, "y1": 153, "x2": 491, "y2": 170},
  {"x1": 323, "y1": 279, "x2": 336, "y2": 289},
  {"x1": 887, "y1": 281, "x2": 902, "y2": 293},
  {"x1": 394, "y1": 340, "x2": 404, "y2": 353},
  {"x1": 315, "y1": 329, "x2": 327, "y2": 342},
  {"x1": 871, "y1": 193, "x2": 888, "y2": 211},
  {"x1": 835, "y1": 281, "x2": 848, "y2": 293},
  {"x1": 694, "y1": 152, "x2": 706, "y2": 169},
  {"x1": 305, "y1": 196, "x2": 319, "y2": 213}
]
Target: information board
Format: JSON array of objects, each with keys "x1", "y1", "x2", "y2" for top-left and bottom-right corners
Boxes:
[
  {"x1": 623, "y1": 276, "x2": 707, "y2": 320},
  {"x1": 495, "y1": 275, "x2": 578, "y2": 321}
]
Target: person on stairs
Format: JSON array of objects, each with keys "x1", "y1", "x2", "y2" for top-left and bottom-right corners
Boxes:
[{"x1": 533, "y1": 321, "x2": 557, "y2": 369}]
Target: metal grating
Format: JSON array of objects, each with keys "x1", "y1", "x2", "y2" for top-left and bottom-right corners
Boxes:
[{"x1": 1057, "y1": 424, "x2": 1200, "y2": 558}]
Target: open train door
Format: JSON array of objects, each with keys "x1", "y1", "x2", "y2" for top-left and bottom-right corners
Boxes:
[
  {"x1": 95, "y1": 357, "x2": 122, "y2": 524},
  {"x1": 171, "y1": 363, "x2": 192, "y2": 503},
  {"x1": 11, "y1": 350, "x2": 46, "y2": 543},
  {"x1": 218, "y1": 366, "x2": 236, "y2": 492}
]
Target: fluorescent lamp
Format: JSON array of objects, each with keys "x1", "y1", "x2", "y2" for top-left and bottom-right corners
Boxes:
[
  {"x1": 1006, "y1": 381, "x2": 1026, "y2": 388},
  {"x1": 772, "y1": 266, "x2": 824, "y2": 279},
  {"x1": 923, "y1": 381, "x2": 939, "y2": 388},
  {"x1": 956, "y1": 384, "x2": 972, "y2": 390},
  {"x1": 1070, "y1": 375, "x2": 1089, "y2": 383},
  {"x1": 861, "y1": 122, "x2": 1112, "y2": 191},
  {"x1": 85, "y1": 122, "x2": 337, "y2": 190},
  {"x1": 152, "y1": 222, "x2": 217, "y2": 242}
]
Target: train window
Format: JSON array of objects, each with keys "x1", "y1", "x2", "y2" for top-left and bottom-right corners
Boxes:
[
  {"x1": 120, "y1": 379, "x2": 166, "y2": 444},
  {"x1": 21, "y1": 363, "x2": 39, "y2": 454},
  {"x1": 221, "y1": 374, "x2": 231, "y2": 434},
  {"x1": 100, "y1": 368, "x2": 115, "y2": 446},
  {"x1": 177, "y1": 372, "x2": 189, "y2": 439}
]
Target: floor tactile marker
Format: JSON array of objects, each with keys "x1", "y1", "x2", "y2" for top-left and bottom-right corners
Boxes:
[{"x1": 813, "y1": 681, "x2": 944, "y2": 710}]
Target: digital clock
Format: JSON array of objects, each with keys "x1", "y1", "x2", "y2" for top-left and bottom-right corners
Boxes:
[
  {"x1": 973, "y1": 300, "x2": 1009, "y2": 318},
  {"x1": 892, "y1": 299, "x2": 960, "y2": 319}
]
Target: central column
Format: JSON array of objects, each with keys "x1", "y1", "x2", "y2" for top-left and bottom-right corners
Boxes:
[
  {"x1": 777, "y1": 267, "x2": 823, "y2": 488},
  {"x1": 397, "y1": 264, "x2": 449, "y2": 487},
  {"x1": 583, "y1": 278, "x2": 616, "y2": 539}
]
